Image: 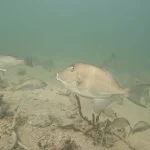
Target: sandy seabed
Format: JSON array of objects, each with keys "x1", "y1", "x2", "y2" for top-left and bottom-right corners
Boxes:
[{"x1": 0, "y1": 65, "x2": 150, "y2": 150}]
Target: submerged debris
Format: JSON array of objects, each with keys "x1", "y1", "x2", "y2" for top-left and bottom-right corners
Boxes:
[
  {"x1": 0, "y1": 104, "x2": 9, "y2": 119},
  {"x1": 17, "y1": 68, "x2": 27, "y2": 76},
  {"x1": 0, "y1": 94, "x2": 4, "y2": 105},
  {"x1": 0, "y1": 94, "x2": 9, "y2": 119},
  {"x1": 0, "y1": 68, "x2": 6, "y2": 76},
  {"x1": 0, "y1": 77, "x2": 8, "y2": 89}
]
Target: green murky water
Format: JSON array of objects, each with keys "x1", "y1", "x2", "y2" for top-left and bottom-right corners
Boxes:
[{"x1": 0, "y1": 1, "x2": 150, "y2": 72}]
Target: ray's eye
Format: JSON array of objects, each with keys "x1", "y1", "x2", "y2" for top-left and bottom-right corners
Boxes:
[{"x1": 69, "y1": 65, "x2": 74, "y2": 72}]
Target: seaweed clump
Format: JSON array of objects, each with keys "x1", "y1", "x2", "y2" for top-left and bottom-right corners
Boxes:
[{"x1": 59, "y1": 95, "x2": 135, "y2": 150}]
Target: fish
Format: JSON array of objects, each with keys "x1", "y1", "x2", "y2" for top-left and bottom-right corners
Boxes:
[
  {"x1": 56, "y1": 63, "x2": 149, "y2": 114},
  {"x1": 130, "y1": 121, "x2": 150, "y2": 135},
  {"x1": 0, "y1": 55, "x2": 32, "y2": 71}
]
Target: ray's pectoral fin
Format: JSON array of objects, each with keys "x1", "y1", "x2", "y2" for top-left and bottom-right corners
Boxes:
[{"x1": 93, "y1": 98, "x2": 113, "y2": 114}]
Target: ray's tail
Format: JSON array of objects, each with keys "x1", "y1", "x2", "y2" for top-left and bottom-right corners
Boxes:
[{"x1": 126, "y1": 84, "x2": 150, "y2": 108}]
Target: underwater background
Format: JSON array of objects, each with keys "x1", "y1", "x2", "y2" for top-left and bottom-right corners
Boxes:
[
  {"x1": 0, "y1": 1, "x2": 150, "y2": 149},
  {"x1": 0, "y1": 0, "x2": 150, "y2": 84}
]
